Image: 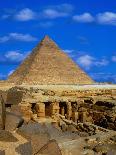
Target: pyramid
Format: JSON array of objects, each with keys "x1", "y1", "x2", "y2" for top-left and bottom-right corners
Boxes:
[{"x1": 8, "y1": 36, "x2": 94, "y2": 85}]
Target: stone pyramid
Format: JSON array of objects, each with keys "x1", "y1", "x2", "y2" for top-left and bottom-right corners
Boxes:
[{"x1": 8, "y1": 35, "x2": 94, "y2": 85}]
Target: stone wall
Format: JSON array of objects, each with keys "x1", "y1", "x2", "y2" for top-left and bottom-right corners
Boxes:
[{"x1": 1, "y1": 85, "x2": 116, "y2": 130}]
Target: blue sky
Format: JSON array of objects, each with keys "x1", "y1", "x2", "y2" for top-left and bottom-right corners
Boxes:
[{"x1": 0, "y1": 0, "x2": 116, "y2": 83}]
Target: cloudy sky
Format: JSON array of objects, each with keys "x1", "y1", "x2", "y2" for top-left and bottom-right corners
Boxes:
[{"x1": 0, "y1": 0, "x2": 116, "y2": 83}]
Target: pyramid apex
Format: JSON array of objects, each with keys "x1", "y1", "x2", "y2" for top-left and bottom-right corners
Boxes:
[
  {"x1": 40, "y1": 35, "x2": 56, "y2": 46},
  {"x1": 42, "y1": 35, "x2": 51, "y2": 42},
  {"x1": 44, "y1": 35, "x2": 50, "y2": 39}
]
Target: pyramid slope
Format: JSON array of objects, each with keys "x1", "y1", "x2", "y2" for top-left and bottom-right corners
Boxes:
[{"x1": 8, "y1": 36, "x2": 94, "y2": 85}]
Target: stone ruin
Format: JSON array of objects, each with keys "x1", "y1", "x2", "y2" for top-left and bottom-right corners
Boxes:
[{"x1": 0, "y1": 36, "x2": 116, "y2": 155}]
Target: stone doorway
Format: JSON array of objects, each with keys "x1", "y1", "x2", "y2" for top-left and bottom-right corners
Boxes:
[
  {"x1": 5, "y1": 104, "x2": 12, "y2": 112},
  {"x1": 59, "y1": 102, "x2": 67, "y2": 116},
  {"x1": 31, "y1": 103, "x2": 36, "y2": 114},
  {"x1": 5, "y1": 104, "x2": 12, "y2": 108},
  {"x1": 44, "y1": 102, "x2": 52, "y2": 117}
]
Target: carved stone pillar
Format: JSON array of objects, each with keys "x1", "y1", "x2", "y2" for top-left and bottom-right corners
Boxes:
[
  {"x1": 72, "y1": 112, "x2": 79, "y2": 122},
  {"x1": 19, "y1": 102, "x2": 33, "y2": 122},
  {"x1": 67, "y1": 102, "x2": 72, "y2": 120},
  {"x1": 61, "y1": 107, "x2": 65, "y2": 116},
  {"x1": 51, "y1": 102, "x2": 59, "y2": 116},
  {"x1": 78, "y1": 107, "x2": 87, "y2": 123},
  {"x1": 36, "y1": 102, "x2": 45, "y2": 118},
  {"x1": 82, "y1": 111, "x2": 87, "y2": 123}
]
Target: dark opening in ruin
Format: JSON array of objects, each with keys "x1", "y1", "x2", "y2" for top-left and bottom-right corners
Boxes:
[
  {"x1": 45, "y1": 102, "x2": 51, "y2": 117},
  {"x1": 84, "y1": 99, "x2": 93, "y2": 104},
  {"x1": 31, "y1": 103, "x2": 36, "y2": 114},
  {"x1": 59, "y1": 102, "x2": 67, "y2": 116},
  {"x1": 71, "y1": 102, "x2": 77, "y2": 112},
  {"x1": 5, "y1": 104, "x2": 12, "y2": 108},
  {"x1": 95, "y1": 101, "x2": 114, "y2": 108}
]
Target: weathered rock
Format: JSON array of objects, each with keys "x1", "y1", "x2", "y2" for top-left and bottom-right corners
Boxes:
[
  {"x1": 38, "y1": 140, "x2": 62, "y2": 155},
  {"x1": 0, "y1": 130, "x2": 18, "y2": 142},
  {"x1": 0, "y1": 150, "x2": 5, "y2": 155},
  {"x1": 61, "y1": 123, "x2": 67, "y2": 132},
  {"x1": 0, "y1": 131, "x2": 32, "y2": 155},
  {"x1": 5, "y1": 112, "x2": 24, "y2": 131},
  {"x1": 17, "y1": 122, "x2": 50, "y2": 154},
  {"x1": 67, "y1": 125, "x2": 77, "y2": 132},
  {"x1": 83, "y1": 149, "x2": 94, "y2": 155},
  {"x1": 15, "y1": 142, "x2": 32, "y2": 155},
  {"x1": 93, "y1": 144, "x2": 116, "y2": 154}
]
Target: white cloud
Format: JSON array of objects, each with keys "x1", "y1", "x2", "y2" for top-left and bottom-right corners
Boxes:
[
  {"x1": 9, "y1": 33, "x2": 37, "y2": 42},
  {"x1": 77, "y1": 55, "x2": 95, "y2": 69},
  {"x1": 8, "y1": 70, "x2": 15, "y2": 76},
  {"x1": 5, "y1": 50, "x2": 30, "y2": 62},
  {"x1": 112, "y1": 56, "x2": 116, "y2": 62},
  {"x1": 0, "y1": 50, "x2": 31, "y2": 65},
  {"x1": 42, "y1": 9, "x2": 68, "y2": 19},
  {"x1": 42, "y1": 4, "x2": 74, "y2": 19},
  {"x1": 0, "y1": 33, "x2": 37, "y2": 43},
  {"x1": 14, "y1": 8, "x2": 36, "y2": 21},
  {"x1": 2, "y1": 4, "x2": 74, "y2": 21},
  {"x1": 73, "y1": 12, "x2": 116, "y2": 26},
  {"x1": 5, "y1": 51, "x2": 24, "y2": 62},
  {"x1": 41, "y1": 3, "x2": 74, "y2": 19},
  {"x1": 95, "y1": 59, "x2": 109, "y2": 66},
  {"x1": 73, "y1": 13, "x2": 94, "y2": 23},
  {"x1": 77, "y1": 54, "x2": 109, "y2": 70},
  {"x1": 63, "y1": 49, "x2": 74, "y2": 53},
  {"x1": 97, "y1": 12, "x2": 116, "y2": 25},
  {"x1": 90, "y1": 73, "x2": 116, "y2": 83},
  {"x1": 63, "y1": 49, "x2": 77, "y2": 58}
]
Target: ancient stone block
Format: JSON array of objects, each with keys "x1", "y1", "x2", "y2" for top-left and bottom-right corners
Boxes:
[
  {"x1": 0, "y1": 150, "x2": 5, "y2": 155},
  {"x1": 5, "y1": 111, "x2": 24, "y2": 131},
  {"x1": 19, "y1": 103, "x2": 33, "y2": 121},
  {"x1": 36, "y1": 103, "x2": 45, "y2": 117},
  {"x1": 15, "y1": 142, "x2": 32, "y2": 155},
  {"x1": 51, "y1": 102, "x2": 59, "y2": 116},
  {"x1": 38, "y1": 140, "x2": 62, "y2": 155}
]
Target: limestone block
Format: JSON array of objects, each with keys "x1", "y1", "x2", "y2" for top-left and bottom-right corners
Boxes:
[
  {"x1": 19, "y1": 104, "x2": 33, "y2": 121},
  {"x1": 5, "y1": 111, "x2": 24, "y2": 131},
  {"x1": 78, "y1": 111, "x2": 87, "y2": 123},
  {"x1": 36, "y1": 103, "x2": 45, "y2": 117},
  {"x1": 38, "y1": 140, "x2": 62, "y2": 155},
  {"x1": 0, "y1": 130, "x2": 32, "y2": 155},
  {"x1": 17, "y1": 122, "x2": 50, "y2": 154},
  {"x1": 67, "y1": 103, "x2": 72, "y2": 120},
  {"x1": 67, "y1": 125, "x2": 77, "y2": 132},
  {"x1": 72, "y1": 112, "x2": 79, "y2": 122},
  {"x1": 0, "y1": 150, "x2": 5, "y2": 155},
  {"x1": 51, "y1": 103, "x2": 60, "y2": 115},
  {"x1": 61, "y1": 107, "x2": 65, "y2": 116}
]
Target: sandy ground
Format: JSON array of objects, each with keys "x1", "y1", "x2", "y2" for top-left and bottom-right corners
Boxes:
[
  {"x1": 0, "y1": 83, "x2": 116, "y2": 91},
  {"x1": 18, "y1": 84, "x2": 116, "y2": 91}
]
